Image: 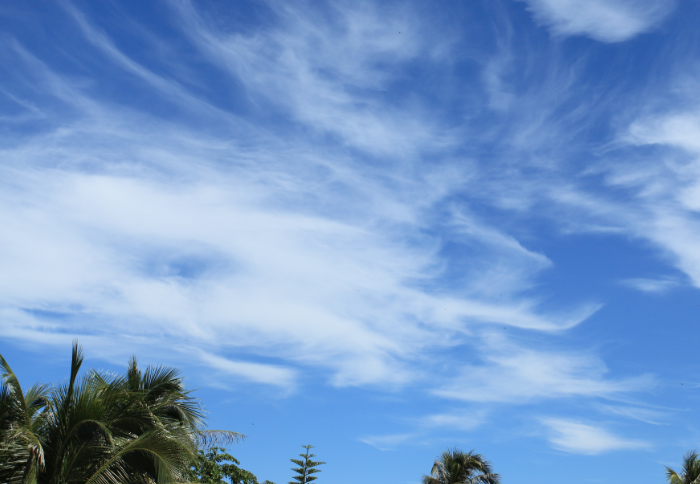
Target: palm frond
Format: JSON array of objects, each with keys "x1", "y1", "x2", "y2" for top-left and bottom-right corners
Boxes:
[
  {"x1": 195, "y1": 430, "x2": 245, "y2": 449},
  {"x1": 426, "y1": 447, "x2": 500, "y2": 484},
  {"x1": 67, "y1": 341, "x2": 85, "y2": 400},
  {"x1": 24, "y1": 383, "x2": 51, "y2": 419},
  {"x1": 85, "y1": 426, "x2": 197, "y2": 484},
  {"x1": 0, "y1": 353, "x2": 28, "y2": 421},
  {"x1": 666, "y1": 469, "x2": 684, "y2": 484},
  {"x1": 2, "y1": 343, "x2": 244, "y2": 484}
]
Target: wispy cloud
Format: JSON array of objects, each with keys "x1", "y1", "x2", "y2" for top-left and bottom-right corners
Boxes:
[
  {"x1": 0, "y1": 1, "x2": 610, "y2": 396},
  {"x1": 434, "y1": 335, "x2": 653, "y2": 403},
  {"x1": 541, "y1": 418, "x2": 650, "y2": 454},
  {"x1": 359, "y1": 433, "x2": 419, "y2": 451},
  {"x1": 198, "y1": 352, "x2": 297, "y2": 389},
  {"x1": 173, "y1": 0, "x2": 455, "y2": 158},
  {"x1": 360, "y1": 409, "x2": 487, "y2": 450},
  {"x1": 598, "y1": 404, "x2": 669, "y2": 424},
  {"x1": 518, "y1": 0, "x2": 675, "y2": 42},
  {"x1": 3, "y1": 0, "x2": 699, "y2": 480},
  {"x1": 419, "y1": 411, "x2": 487, "y2": 431},
  {"x1": 595, "y1": 102, "x2": 700, "y2": 289},
  {"x1": 621, "y1": 277, "x2": 679, "y2": 293}
]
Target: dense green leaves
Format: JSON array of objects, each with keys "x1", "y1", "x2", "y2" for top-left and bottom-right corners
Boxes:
[
  {"x1": 422, "y1": 448, "x2": 500, "y2": 484},
  {"x1": 288, "y1": 446, "x2": 324, "y2": 484},
  {"x1": 25, "y1": 342, "x2": 700, "y2": 484},
  {"x1": 0, "y1": 342, "x2": 242, "y2": 484},
  {"x1": 0, "y1": 351, "x2": 53, "y2": 484},
  {"x1": 666, "y1": 450, "x2": 700, "y2": 484},
  {"x1": 188, "y1": 447, "x2": 259, "y2": 484}
]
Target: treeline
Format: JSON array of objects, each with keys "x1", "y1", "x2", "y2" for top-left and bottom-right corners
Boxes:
[
  {"x1": 1, "y1": 343, "x2": 241, "y2": 484},
  {"x1": 0, "y1": 343, "x2": 324, "y2": 484},
  {"x1": 191, "y1": 445, "x2": 324, "y2": 484},
  {"x1": 0, "y1": 344, "x2": 695, "y2": 484}
]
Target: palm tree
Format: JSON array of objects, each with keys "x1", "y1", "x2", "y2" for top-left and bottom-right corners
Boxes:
[
  {"x1": 422, "y1": 448, "x2": 500, "y2": 484},
  {"x1": 1, "y1": 342, "x2": 242, "y2": 484},
  {"x1": 0, "y1": 353, "x2": 50, "y2": 484},
  {"x1": 666, "y1": 450, "x2": 700, "y2": 484}
]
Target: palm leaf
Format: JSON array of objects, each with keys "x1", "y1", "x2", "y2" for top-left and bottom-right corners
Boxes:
[{"x1": 196, "y1": 430, "x2": 245, "y2": 449}]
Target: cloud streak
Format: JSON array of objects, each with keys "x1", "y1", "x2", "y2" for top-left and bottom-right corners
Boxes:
[
  {"x1": 0, "y1": 4, "x2": 676, "y2": 451},
  {"x1": 541, "y1": 418, "x2": 650, "y2": 454},
  {"x1": 0, "y1": 0, "x2": 613, "y2": 397},
  {"x1": 434, "y1": 335, "x2": 653, "y2": 403},
  {"x1": 621, "y1": 277, "x2": 679, "y2": 293},
  {"x1": 519, "y1": 0, "x2": 675, "y2": 42}
]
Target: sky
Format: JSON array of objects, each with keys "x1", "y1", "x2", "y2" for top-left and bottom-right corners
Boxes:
[{"x1": 1, "y1": 0, "x2": 700, "y2": 482}]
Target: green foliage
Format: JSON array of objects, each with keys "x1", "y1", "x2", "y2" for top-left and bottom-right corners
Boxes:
[
  {"x1": 6, "y1": 342, "x2": 699, "y2": 484},
  {"x1": 666, "y1": 450, "x2": 700, "y2": 484},
  {"x1": 189, "y1": 447, "x2": 258, "y2": 484},
  {"x1": 422, "y1": 448, "x2": 500, "y2": 484},
  {"x1": 0, "y1": 352, "x2": 50, "y2": 484},
  {"x1": 289, "y1": 445, "x2": 324, "y2": 484},
  {"x1": 0, "y1": 341, "x2": 242, "y2": 484}
]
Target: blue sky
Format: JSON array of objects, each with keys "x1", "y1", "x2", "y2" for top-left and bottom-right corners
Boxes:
[{"x1": 1, "y1": 0, "x2": 700, "y2": 482}]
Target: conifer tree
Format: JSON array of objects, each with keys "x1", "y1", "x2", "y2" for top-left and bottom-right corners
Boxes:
[{"x1": 289, "y1": 445, "x2": 325, "y2": 484}]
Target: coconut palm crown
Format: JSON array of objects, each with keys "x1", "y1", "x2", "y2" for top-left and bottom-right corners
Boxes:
[
  {"x1": 422, "y1": 448, "x2": 500, "y2": 484},
  {"x1": 0, "y1": 352, "x2": 50, "y2": 484},
  {"x1": 666, "y1": 450, "x2": 700, "y2": 484},
  {"x1": 0, "y1": 342, "x2": 242, "y2": 484}
]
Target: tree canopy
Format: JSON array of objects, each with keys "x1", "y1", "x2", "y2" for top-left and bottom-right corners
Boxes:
[
  {"x1": 289, "y1": 445, "x2": 324, "y2": 484},
  {"x1": 0, "y1": 342, "x2": 241, "y2": 484},
  {"x1": 421, "y1": 448, "x2": 500, "y2": 484}
]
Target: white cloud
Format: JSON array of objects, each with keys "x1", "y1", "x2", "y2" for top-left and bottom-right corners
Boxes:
[
  {"x1": 359, "y1": 409, "x2": 487, "y2": 451},
  {"x1": 434, "y1": 336, "x2": 653, "y2": 403},
  {"x1": 0, "y1": 6, "x2": 602, "y2": 391},
  {"x1": 0, "y1": 88, "x2": 586, "y2": 393},
  {"x1": 541, "y1": 418, "x2": 650, "y2": 454},
  {"x1": 598, "y1": 404, "x2": 668, "y2": 424},
  {"x1": 519, "y1": 0, "x2": 675, "y2": 42},
  {"x1": 507, "y1": 91, "x2": 700, "y2": 299},
  {"x1": 0, "y1": 157, "x2": 588, "y2": 386},
  {"x1": 621, "y1": 277, "x2": 679, "y2": 293},
  {"x1": 198, "y1": 352, "x2": 297, "y2": 389},
  {"x1": 629, "y1": 112, "x2": 700, "y2": 154},
  {"x1": 358, "y1": 408, "x2": 488, "y2": 451},
  {"x1": 173, "y1": 0, "x2": 455, "y2": 158},
  {"x1": 0, "y1": 0, "x2": 652, "y2": 416},
  {"x1": 420, "y1": 411, "x2": 486, "y2": 431},
  {"x1": 602, "y1": 106, "x2": 700, "y2": 289},
  {"x1": 358, "y1": 433, "x2": 418, "y2": 451}
]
